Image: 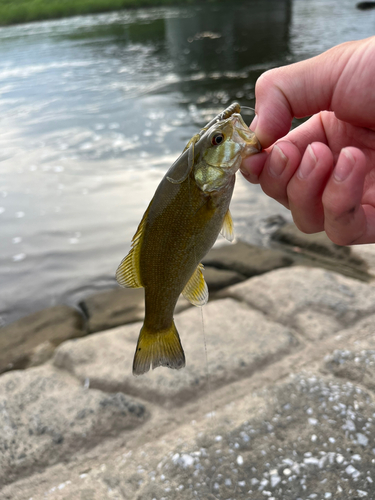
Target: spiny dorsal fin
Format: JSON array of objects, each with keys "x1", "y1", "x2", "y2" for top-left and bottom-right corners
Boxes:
[
  {"x1": 220, "y1": 209, "x2": 234, "y2": 242},
  {"x1": 115, "y1": 206, "x2": 150, "y2": 288},
  {"x1": 182, "y1": 263, "x2": 208, "y2": 306}
]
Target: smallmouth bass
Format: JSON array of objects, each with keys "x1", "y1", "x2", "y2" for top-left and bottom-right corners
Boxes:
[{"x1": 116, "y1": 103, "x2": 261, "y2": 375}]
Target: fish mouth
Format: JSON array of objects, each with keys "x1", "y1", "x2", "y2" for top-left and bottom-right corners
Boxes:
[{"x1": 231, "y1": 114, "x2": 262, "y2": 157}]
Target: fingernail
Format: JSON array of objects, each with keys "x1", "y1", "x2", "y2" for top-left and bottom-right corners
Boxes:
[
  {"x1": 334, "y1": 148, "x2": 355, "y2": 181},
  {"x1": 249, "y1": 114, "x2": 258, "y2": 131},
  {"x1": 297, "y1": 144, "x2": 317, "y2": 180},
  {"x1": 269, "y1": 145, "x2": 288, "y2": 177}
]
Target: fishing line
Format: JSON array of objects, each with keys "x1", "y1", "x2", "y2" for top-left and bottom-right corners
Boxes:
[
  {"x1": 238, "y1": 106, "x2": 256, "y2": 129},
  {"x1": 238, "y1": 105, "x2": 256, "y2": 127},
  {"x1": 240, "y1": 105, "x2": 256, "y2": 114},
  {"x1": 200, "y1": 305, "x2": 214, "y2": 419}
]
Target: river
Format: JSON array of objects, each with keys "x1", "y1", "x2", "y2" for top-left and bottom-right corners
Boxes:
[{"x1": 0, "y1": 0, "x2": 374, "y2": 325}]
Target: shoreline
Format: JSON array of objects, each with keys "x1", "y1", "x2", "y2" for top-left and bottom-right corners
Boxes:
[
  {"x1": 2, "y1": 217, "x2": 373, "y2": 331},
  {"x1": 1, "y1": 222, "x2": 374, "y2": 375},
  {"x1": 0, "y1": 0, "x2": 214, "y2": 27}
]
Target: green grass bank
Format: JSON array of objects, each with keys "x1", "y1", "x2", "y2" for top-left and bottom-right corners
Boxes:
[{"x1": 0, "y1": 0, "x2": 207, "y2": 26}]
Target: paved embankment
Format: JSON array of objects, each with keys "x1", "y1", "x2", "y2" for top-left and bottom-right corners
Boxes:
[{"x1": 1, "y1": 224, "x2": 375, "y2": 499}]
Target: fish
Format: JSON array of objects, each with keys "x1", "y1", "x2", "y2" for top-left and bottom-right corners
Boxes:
[{"x1": 116, "y1": 103, "x2": 261, "y2": 375}]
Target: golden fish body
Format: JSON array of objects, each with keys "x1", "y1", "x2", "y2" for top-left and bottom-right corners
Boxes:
[{"x1": 116, "y1": 104, "x2": 261, "y2": 375}]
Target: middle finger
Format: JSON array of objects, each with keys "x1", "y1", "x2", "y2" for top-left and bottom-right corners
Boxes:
[{"x1": 287, "y1": 142, "x2": 334, "y2": 233}]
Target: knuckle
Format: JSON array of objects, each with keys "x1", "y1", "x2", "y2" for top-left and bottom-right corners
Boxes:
[
  {"x1": 256, "y1": 70, "x2": 271, "y2": 88},
  {"x1": 255, "y1": 68, "x2": 280, "y2": 95},
  {"x1": 292, "y1": 218, "x2": 308, "y2": 233},
  {"x1": 260, "y1": 180, "x2": 288, "y2": 207},
  {"x1": 242, "y1": 170, "x2": 260, "y2": 185},
  {"x1": 324, "y1": 198, "x2": 357, "y2": 222},
  {"x1": 292, "y1": 217, "x2": 320, "y2": 235},
  {"x1": 322, "y1": 192, "x2": 346, "y2": 216},
  {"x1": 325, "y1": 229, "x2": 353, "y2": 246},
  {"x1": 286, "y1": 182, "x2": 300, "y2": 207},
  {"x1": 261, "y1": 181, "x2": 277, "y2": 198}
]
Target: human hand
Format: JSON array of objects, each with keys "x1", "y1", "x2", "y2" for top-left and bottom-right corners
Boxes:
[{"x1": 241, "y1": 36, "x2": 375, "y2": 245}]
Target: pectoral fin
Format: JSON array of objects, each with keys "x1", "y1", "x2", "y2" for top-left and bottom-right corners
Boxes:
[
  {"x1": 220, "y1": 209, "x2": 234, "y2": 242},
  {"x1": 182, "y1": 263, "x2": 208, "y2": 306},
  {"x1": 116, "y1": 206, "x2": 149, "y2": 288}
]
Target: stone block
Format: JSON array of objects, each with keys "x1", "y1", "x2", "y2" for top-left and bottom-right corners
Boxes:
[
  {"x1": 54, "y1": 298, "x2": 297, "y2": 407},
  {"x1": 80, "y1": 287, "x2": 145, "y2": 333},
  {"x1": 134, "y1": 374, "x2": 375, "y2": 499},
  {"x1": 80, "y1": 287, "x2": 191, "y2": 333},
  {"x1": 0, "y1": 305, "x2": 86, "y2": 373},
  {"x1": 203, "y1": 265, "x2": 246, "y2": 291},
  {"x1": 203, "y1": 240, "x2": 293, "y2": 277},
  {"x1": 272, "y1": 222, "x2": 356, "y2": 260},
  {"x1": 0, "y1": 365, "x2": 147, "y2": 486},
  {"x1": 28, "y1": 374, "x2": 375, "y2": 500},
  {"x1": 225, "y1": 267, "x2": 375, "y2": 339},
  {"x1": 324, "y1": 348, "x2": 375, "y2": 391},
  {"x1": 271, "y1": 222, "x2": 370, "y2": 281}
]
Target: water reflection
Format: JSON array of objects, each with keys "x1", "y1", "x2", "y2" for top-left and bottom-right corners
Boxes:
[
  {"x1": 0, "y1": 0, "x2": 374, "y2": 325},
  {"x1": 165, "y1": 1, "x2": 292, "y2": 75}
]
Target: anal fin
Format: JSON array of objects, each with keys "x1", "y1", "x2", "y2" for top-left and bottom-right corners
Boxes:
[{"x1": 182, "y1": 263, "x2": 208, "y2": 306}]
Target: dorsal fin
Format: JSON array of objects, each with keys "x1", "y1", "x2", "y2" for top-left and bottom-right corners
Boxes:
[
  {"x1": 182, "y1": 263, "x2": 208, "y2": 306},
  {"x1": 220, "y1": 209, "x2": 234, "y2": 242},
  {"x1": 116, "y1": 206, "x2": 150, "y2": 288}
]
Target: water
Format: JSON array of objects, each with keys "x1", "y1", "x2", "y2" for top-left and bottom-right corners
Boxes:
[{"x1": 0, "y1": 0, "x2": 374, "y2": 326}]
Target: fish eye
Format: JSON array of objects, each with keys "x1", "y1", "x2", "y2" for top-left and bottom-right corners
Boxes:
[{"x1": 211, "y1": 133, "x2": 224, "y2": 146}]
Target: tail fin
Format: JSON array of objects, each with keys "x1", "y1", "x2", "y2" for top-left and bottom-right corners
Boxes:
[{"x1": 133, "y1": 321, "x2": 185, "y2": 376}]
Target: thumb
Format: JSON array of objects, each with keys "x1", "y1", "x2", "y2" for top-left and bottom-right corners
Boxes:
[{"x1": 251, "y1": 37, "x2": 374, "y2": 148}]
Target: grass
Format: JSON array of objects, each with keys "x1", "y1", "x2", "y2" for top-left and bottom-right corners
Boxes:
[{"x1": 0, "y1": 0, "x2": 204, "y2": 26}]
